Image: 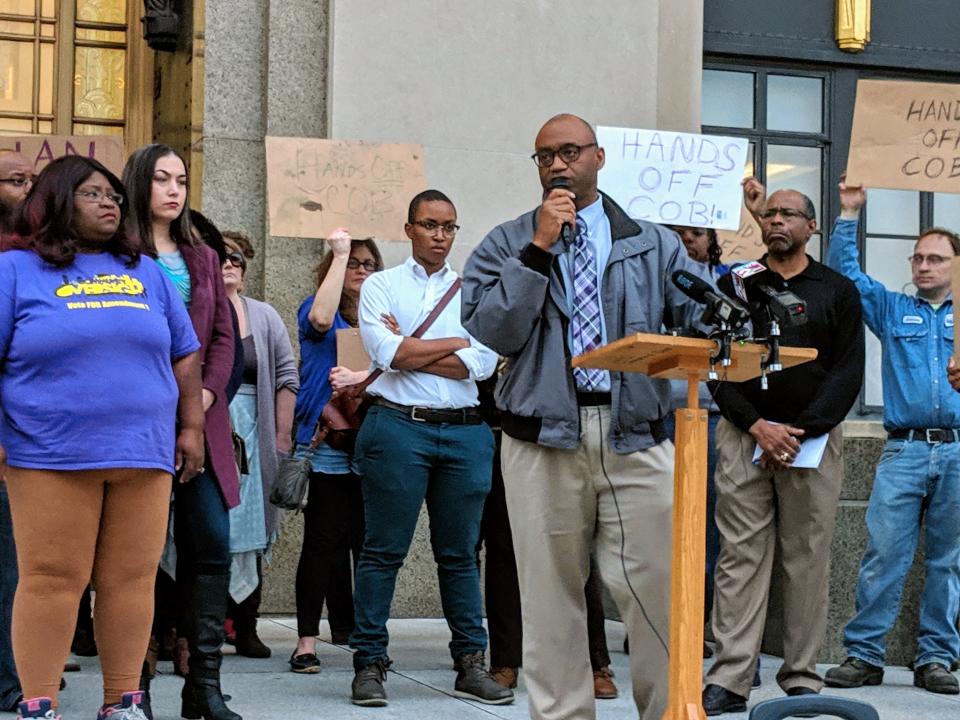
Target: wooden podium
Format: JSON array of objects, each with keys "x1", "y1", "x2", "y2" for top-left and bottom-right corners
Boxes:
[{"x1": 572, "y1": 332, "x2": 817, "y2": 720}]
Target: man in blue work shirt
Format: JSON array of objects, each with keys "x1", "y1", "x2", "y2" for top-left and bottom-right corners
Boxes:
[{"x1": 824, "y1": 176, "x2": 960, "y2": 695}]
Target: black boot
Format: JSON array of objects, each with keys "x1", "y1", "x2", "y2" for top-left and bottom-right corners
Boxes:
[
  {"x1": 180, "y1": 572, "x2": 242, "y2": 720},
  {"x1": 231, "y1": 576, "x2": 270, "y2": 659},
  {"x1": 139, "y1": 660, "x2": 154, "y2": 720}
]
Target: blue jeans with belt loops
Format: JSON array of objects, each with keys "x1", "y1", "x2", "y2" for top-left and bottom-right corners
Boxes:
[{"x1": 842, "y1": 438, "x2": 960, "y2": 667}]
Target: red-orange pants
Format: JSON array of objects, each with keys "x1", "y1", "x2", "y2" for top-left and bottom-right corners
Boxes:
[{"x1": 5, "y1": 467, "x2": 171, "y2": 706}]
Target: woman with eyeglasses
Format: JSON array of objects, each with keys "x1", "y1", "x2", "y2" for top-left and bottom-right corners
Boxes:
[
  {"x1": 0, "y1": 155, "x2": 203, "y2": 720},
  {"x1": 122, "y1": 144, "x2": 241, "y2": 720},
  {"x1": 218, "y1": 232, "x2": 298, "y2": 659},
  {"x1": 289, "y1": 229, "x2": 382, "y2": 673}
]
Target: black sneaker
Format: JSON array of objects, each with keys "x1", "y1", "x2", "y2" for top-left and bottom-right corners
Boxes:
[
  {"x1": 785, "y1": 687, "x2": 820, "y2": 718},
  {"x1": 824, "y1": 657, "x2": 884, "y2": 688},
  {"x1": 289, "y1": 651, "x2": 320, "y2": 674},
  {"x1": 453, "y1": 652, "x2": 514, "y2": 705},
  {"x1": 752, "y1": 657, "x2": 761, "y2": 688},
  {"x1": 914, "y1": 662, "x2": 959, "y2": 695},
  {"x1": 352, "y1": 659, "x2": 389, "y2": 706},
  {"x1": 702, "y1": 684, "x2": 746, "y2": 716}
]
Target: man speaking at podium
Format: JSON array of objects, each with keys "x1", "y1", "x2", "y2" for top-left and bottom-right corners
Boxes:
[
  {"x1": 461, "y1": 113, "x2": 710, "y2": 720},
  {"x1": 701, "y1": 180, "x2": 865, "y2": 715}
]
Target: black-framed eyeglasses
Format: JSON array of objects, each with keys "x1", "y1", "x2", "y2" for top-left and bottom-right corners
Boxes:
[
  {"x1": 759, "y1": 207, "x2": 809, "y2": 221},
  {"x1": 346, "y1": 258, "x2": 379, "y2": 272},
  {"x1": 412, "y1": 220, "x2": 460, "y2": 238},
  {"x1": 0, "y1": 176, "x2": 34, "y2": 187},
  {"x1": 531, "y1": 142, "x2": 597, "y2": 168},
  {"x1": 224, "y1": 251, "x2": 247, "y2": 269},
  {"x1": 75, "y1": 189, "x2": 124, "y2": 206},
  {"x1": 908, "y1": 253, "x2": 950, "y2": 267}
]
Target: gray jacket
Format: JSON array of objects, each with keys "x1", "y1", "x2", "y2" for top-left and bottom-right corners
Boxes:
[{"x1": 461, "y1": 194, "x2": 711, "y2": 454}]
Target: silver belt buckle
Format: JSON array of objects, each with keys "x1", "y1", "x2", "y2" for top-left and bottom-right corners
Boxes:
[
  {"x1": 925, "y1": 429, "x2": 940, "y2": 443},
  {"x1": 410, "y1": 407, "x2": 427, "y2": 422}
]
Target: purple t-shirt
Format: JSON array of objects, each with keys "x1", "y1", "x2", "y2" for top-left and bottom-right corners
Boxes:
[{"x1": 0, "y1": 249, "x2": 200, "y2": 473}]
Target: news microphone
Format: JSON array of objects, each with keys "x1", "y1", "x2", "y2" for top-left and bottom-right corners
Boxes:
[
  {"x1": 546, "y1": 177, "x2": 574, "y2": 247},
  {"x1": 671, "y1": 269, "x2": 750, "y2": 330}
]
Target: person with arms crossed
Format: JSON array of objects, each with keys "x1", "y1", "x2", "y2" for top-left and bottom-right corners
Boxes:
[
  {"x1": 349, "y1": 190, "x2": 511, "y2": 708},
  {"x1": 701, "y1": 180, "x2": 865, "y2": 715},
  {"x1": 461, "y1": 113, "x2": 711, "y2": 720},
  {"x1": 823, "y1": 177, "x2": 960, "y2": 695}
]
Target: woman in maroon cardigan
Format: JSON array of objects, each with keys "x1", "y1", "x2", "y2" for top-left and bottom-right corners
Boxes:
[{"x1": 123, "y1": 144, "x2": 241, "y2": 720}]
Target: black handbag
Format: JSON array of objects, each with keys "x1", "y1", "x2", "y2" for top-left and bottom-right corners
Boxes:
[{"x1": 269, "y1": 452, "x2": 310, "y2": 511}]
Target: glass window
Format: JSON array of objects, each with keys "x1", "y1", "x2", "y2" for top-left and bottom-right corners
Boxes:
[
  {"x1": 767, "y1": 75, "x2": 823, "y2": 133},
  {"x1": 766, "y1": 144, "x2": 822, "y2": 223},
  {"x1": 702, "y1": 70, "x2": 754, "y2": 129},
  {"x1": 933, "y1": 193, "x2": 960, "y2": 232},
  {"x1": 866, "y1": 189, "x2": 919, "y2": 237},
  {"x1": 0, "y1": 0, "x2": 35, "y2": 15},
  {"x1": 0, "y1": 41, "x2": 35, "y2": 114},
  {"x1": 863, "y1": 236, "x2": 916, "y2": 406}
]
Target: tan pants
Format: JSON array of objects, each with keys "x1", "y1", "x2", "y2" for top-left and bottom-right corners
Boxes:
[
  {"x1": 705, "y1": 419, "x2": 843, "y2": 697},
  {"x1": 5, "y1": 467, "x2": 171, "y2": 706},
  {"x1": 501, "y1": 406, "x2": 673, "y2": 720}
]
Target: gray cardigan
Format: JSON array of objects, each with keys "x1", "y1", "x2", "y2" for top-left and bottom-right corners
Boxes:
[{"x1": 242, "y1": 295, "x2": 299, "y2": 538}]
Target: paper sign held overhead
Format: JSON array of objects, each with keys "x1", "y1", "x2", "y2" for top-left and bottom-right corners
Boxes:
[
  {"x1": 0, "y1": 135, "x2": 125, "y2": 176},
  {"x1": 846, "y1": 79, "x2": 960, "y2": 193},
  {"x1": 265, "y1": 137, "x2": 427, "y2": 241},
  {"x1": 716, "y1": 205, "x2": 764, "y2": 263},
  {"x1": 597, "y1": 126, "x2": 749, "y2": 231}
]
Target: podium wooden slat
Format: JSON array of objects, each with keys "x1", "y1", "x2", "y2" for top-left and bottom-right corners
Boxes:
[
  {"x1": 572, "y1": 332, "x2": 817, "y2": 720},
  {"x1": 571, "y1": 331, "x2": 818, "y2": 382}
]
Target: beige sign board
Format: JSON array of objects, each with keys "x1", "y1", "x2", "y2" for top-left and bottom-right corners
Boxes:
[
  {"x1": 716, "y1": 205, "x2": 763, "y2": 263},
  {"x1": 846, "y1": 79, "x2": 960, "y2": 193},
  {"x1": 0, "y1": 135, "x2": 125, "y2": 176},
  {"x1": 265, "y1": 137, "x2": 427, "y2": 240},
  {"x1": 336, "y1": 328, "x2": 371, "y2": 372}
]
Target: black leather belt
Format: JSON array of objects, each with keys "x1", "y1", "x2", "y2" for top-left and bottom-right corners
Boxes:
[
  {"x1": 888, "y1": 428, "x2": 960, "y2": 443},
  {"x1": 577, "y1": 391, "x2": 611, "y2": 406},
  {"x1": 373, "y1": 397, "x2": 482, "y2": 425}
]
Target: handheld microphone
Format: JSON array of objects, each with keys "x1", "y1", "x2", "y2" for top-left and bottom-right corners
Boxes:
[
  {"x1": 671, "y1": 269, "x2": 750, "y2": 331},
  {"x1": 547, "y1": 177, "x2": 574, "y2": 247}
]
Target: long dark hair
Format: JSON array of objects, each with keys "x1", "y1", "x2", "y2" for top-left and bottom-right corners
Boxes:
[
  {"x1": 2, "y1": 155, "x2": 137, "y2": 268},
  {"x1": 122, "y1": 144, "x2": 193, "y2": 256}
]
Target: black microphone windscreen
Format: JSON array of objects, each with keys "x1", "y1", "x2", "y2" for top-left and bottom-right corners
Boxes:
[{"x1": 671, "y1": 269, "x2": 713, "y2": 305}]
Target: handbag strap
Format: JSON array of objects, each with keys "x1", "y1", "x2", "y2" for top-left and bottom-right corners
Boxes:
[{"x1": 307, "y1": 276, "x2": 464, "y2": 450}]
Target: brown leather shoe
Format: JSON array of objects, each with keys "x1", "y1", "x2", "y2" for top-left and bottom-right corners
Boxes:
[
  {"x1": 594, "y1": 666, "x2": 618, "y2": 699},
  {"x1": 490, "y1": 666, "x2": 518, "y2": 689},
  {"x1": 173, "y1": 636, "x2": 190, "y2": 677}
]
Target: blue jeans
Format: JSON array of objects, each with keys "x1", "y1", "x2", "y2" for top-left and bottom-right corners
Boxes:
[
  {"x1": 0, "y1": 483, "x2": 21, "y2": 709},
  {"x1": 350, "y1": 405, "x2": 494, "y2": 669},
  {"x1": 843, "y1": 438, "x2": 960, "y2": 667},
  {"x1": 174, "y1": 470, "x2": 231, "y2": 577}
]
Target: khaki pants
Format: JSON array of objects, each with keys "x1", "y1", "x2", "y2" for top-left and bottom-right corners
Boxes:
[
  {"x1": 501, "y1": 406, "x2": 673, "y2": 720},
  {"x1": 6, "y1": 467, "x2": 171, "y2": 706},
  {"x1": 705, "y1": 418, "x2": 843, "y2": 697}
]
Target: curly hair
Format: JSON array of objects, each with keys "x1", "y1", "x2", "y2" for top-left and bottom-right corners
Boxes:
[
  {"x1": 705, "y1": 228, "x2": 723, "y2": 268},
  {"x1": 2, "y1": 155, "x2": 137, "y2": 268}
]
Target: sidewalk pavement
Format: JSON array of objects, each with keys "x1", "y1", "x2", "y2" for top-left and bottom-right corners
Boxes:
[{"x1": 16, "y1": 618, "x2": 960, "y2": 719}]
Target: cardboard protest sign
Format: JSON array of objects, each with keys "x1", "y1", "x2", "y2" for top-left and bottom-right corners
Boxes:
[
  {"x1": 0, "y1": 135, "x2": 125, "y2": 176},
  {"x1": 716, "y1": 205, "x2": 764, "y2": 263},
  {"x1": 336, "y1": 328, "x2": 371, "y2": 371},
  {"x1": 265, "y1": 137, "x2": 427, "y2": 240},
  {"x1": 597, "y1": 126, "x2": 749, "y2": 231},
  {"x1": 846, "y1": 79, "x2": 960, "y2": 193}
]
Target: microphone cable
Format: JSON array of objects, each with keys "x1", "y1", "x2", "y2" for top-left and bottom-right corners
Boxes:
[{"x1": 596, "y1": 410, "x2": 670, "y2": 659}]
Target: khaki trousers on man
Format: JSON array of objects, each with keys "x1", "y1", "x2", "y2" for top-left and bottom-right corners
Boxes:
[
  {"x1": 705, "y1": 418, "x2": 844, "y2": 697},
  {"x1": 501, "y1": 405, "x2": 673, "y2": 720}
]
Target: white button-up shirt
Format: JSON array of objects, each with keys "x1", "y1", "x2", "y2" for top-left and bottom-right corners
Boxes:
[{"x1": 359, "y1": 257, "x2": 498, "y2": 409}]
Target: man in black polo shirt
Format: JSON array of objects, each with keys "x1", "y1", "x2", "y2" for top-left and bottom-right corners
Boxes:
[{"x1": 701, "y1": 182, "x2": 865, "y2": 716}]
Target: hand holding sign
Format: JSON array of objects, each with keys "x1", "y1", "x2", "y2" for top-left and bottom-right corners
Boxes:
[{"x1": 597, "y1": 126, "x2": 749, "y2": 231}]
